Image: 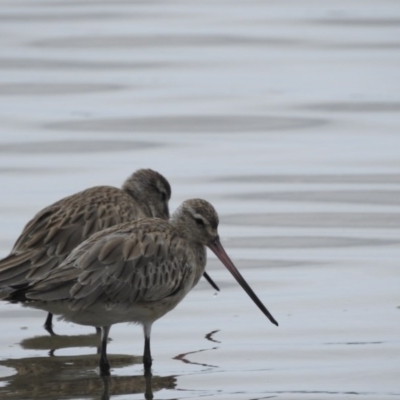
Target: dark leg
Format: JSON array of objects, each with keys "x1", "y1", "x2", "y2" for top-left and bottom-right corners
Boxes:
[
  {"x1": 143, "y1": 336, "x2": 152, "y2": 371},
  {"x1": 203, "y1": 272, "x2": 220, "y2": 292},
  {"x1": 144, "y1": 370, "x2": 154, "y2": 400},
  {"x1": 143, "y1": 324, "x2": 152, "y2": 374},
  {"x1": 96, "y1": 327, "x2": 102, "y2": 354},
  {"x1": 44, "y1": 312, "x2": 56, "y2": 336},
  {"x1": 99, "y1": 326, "x2": 111, "y2": 376}
]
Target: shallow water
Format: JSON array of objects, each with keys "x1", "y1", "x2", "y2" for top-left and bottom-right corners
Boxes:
[{"x1": 0, "y1": 0, "x2": 399, "y2": 399}]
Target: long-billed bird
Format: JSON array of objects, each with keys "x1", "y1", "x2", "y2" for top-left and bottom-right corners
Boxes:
[
  {"x1": 0, "y1": 170, "x2": 219, "y2": 335},
  {"x1": 5, "y1": 198, "x2": 277, "y2": 375}
]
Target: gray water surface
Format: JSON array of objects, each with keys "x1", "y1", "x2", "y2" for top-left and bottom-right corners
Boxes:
[{"x1": 0, "y1": 0, "x2": 399, "y2": 399}]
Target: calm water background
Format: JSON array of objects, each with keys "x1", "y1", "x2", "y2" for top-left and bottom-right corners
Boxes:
[{"x1": 0, "y1": 1, "x2": 399, "y2": 399}]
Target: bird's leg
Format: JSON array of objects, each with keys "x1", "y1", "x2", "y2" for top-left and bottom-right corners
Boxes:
[
  {"x1": 143, "y1": 324, "x2": 152, "y2": 374},
  {"x1": 95, "y1": 327, "x2": 102, "y2": 354},
  {"x1": 99, "y1": 326, "x2": 111, "y2": 376},
  {"x1": 144, "y1": 336, "x2": 152, "y2": 372},
  {"x1": 44, "y1": 312, "x2": 56, "y2": 336}
]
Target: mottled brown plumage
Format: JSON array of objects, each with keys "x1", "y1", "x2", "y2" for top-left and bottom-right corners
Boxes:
[
  {"x1": 25, "y1": 219, "x2": 196, "y2": 310},
  {"x1": 0, "y1": 169, "x2": 171, "y2": 333},
  {"x1": 0, "y1": 169, "x2": 171, "y2": 288},
  {"x1": 5, "y1": 199, "x2": 278, "y2": 375}
]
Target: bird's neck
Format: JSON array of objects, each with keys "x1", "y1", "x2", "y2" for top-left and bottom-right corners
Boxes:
[
  {"x1": 169, "y1": 217, "x2": 192, "y2": 240},
  {"x1": 169, "y1": 218, "x2": 207, "y2": 287},
  {"x1": 124, "y1": 187, "x2": 153, "y2": 217}
]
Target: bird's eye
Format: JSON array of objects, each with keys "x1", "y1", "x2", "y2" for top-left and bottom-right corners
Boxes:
[{"x1": 195, "y1": 218, "x2": 204, "y2": 226}]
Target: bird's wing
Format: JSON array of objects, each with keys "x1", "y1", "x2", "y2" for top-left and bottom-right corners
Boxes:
[
  {"x1": 26, "y1": 221, "x2": 193, "y2": 310},
  {"x1": 0, "y1": 187, "x2": 138, "y2": 286}
]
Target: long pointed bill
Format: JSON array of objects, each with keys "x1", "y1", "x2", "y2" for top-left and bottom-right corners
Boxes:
[
  {"x1": 207, "y1": 236, "x2": 278, "y2": 326},
  {"x1": 203, "y1": 272, "x2": 220, "y2": 292}
]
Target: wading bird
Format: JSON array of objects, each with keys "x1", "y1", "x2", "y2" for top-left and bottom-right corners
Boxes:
[
  {"x1": 5, "y1": 199, "x2": 277, "y2": 375},
  {"x1": 0, "y1": 170, "x2": 219, "y2": 335}
]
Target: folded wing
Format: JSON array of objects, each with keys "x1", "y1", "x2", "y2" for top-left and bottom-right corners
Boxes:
[
  {"x1": 0, "y1": 188, "x2": 138, "y2": 287},
  {"x1": 26, "y1": 221, "x2": 191, "y2": 310}
]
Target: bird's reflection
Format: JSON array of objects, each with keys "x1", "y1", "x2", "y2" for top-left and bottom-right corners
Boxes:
[
  {"x1": 0, "y1": 329, "x2": 222, "y2": 399},
  {"x1": 173, "y1": 347, "x2": 218, "y2": 369},
  {"x1": 205, "y1": 330, "x2": 220, "y2": 343},
  {"x1": 173, "y1": 330, "x2": 221, "y2": 370},
  {"x1": 20, "y1": 333, "x2": 101, "y2": 356},
  {"x1": 0, "y1": 333, "x2": 176, "y2": 400}
]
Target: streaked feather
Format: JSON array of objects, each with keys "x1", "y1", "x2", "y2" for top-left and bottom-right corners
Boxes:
[
  {"x1": 24, "y1": 219, "x2": 196, "y2": 308},
  {"x1": 0, "y1": 171, "x2": 171, "y2": 290}
]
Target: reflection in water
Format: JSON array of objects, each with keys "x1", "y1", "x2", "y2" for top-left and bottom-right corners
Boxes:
[
  {"x1": 101, "y1": 373, "x2": 168, "y2": 400},
  {"x1": 0, "y1": 0, "x2": 398, "y2": 397},
  {"x1": 20, "y1": 333, "x2": 103, "y2": 357},
  {"x1": 173, "y1": 330, "x2": 221, "y2": 369},
  {"x1": 205, "y1": 330, "x2": 220, "y2": 344},
  {"x1": 0, "y1": 354, "x2": 175, "y2": 399},
  {"x1": 9, "y1": 330, "x2": 224, "y2": 398},
  {"x1": 20, "y1": 333, "x2": 100, "y2": 352},
  {"x1": 174, "y1": 347, "x2": 218, "y2": 369},
  {"x1": 0, "y1": 333, "x2": 176, "y2": 399}
]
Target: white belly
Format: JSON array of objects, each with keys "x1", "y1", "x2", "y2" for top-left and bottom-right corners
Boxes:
[{"x1": 24, "y1": 290, "x2": 186, "y2": 327}]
